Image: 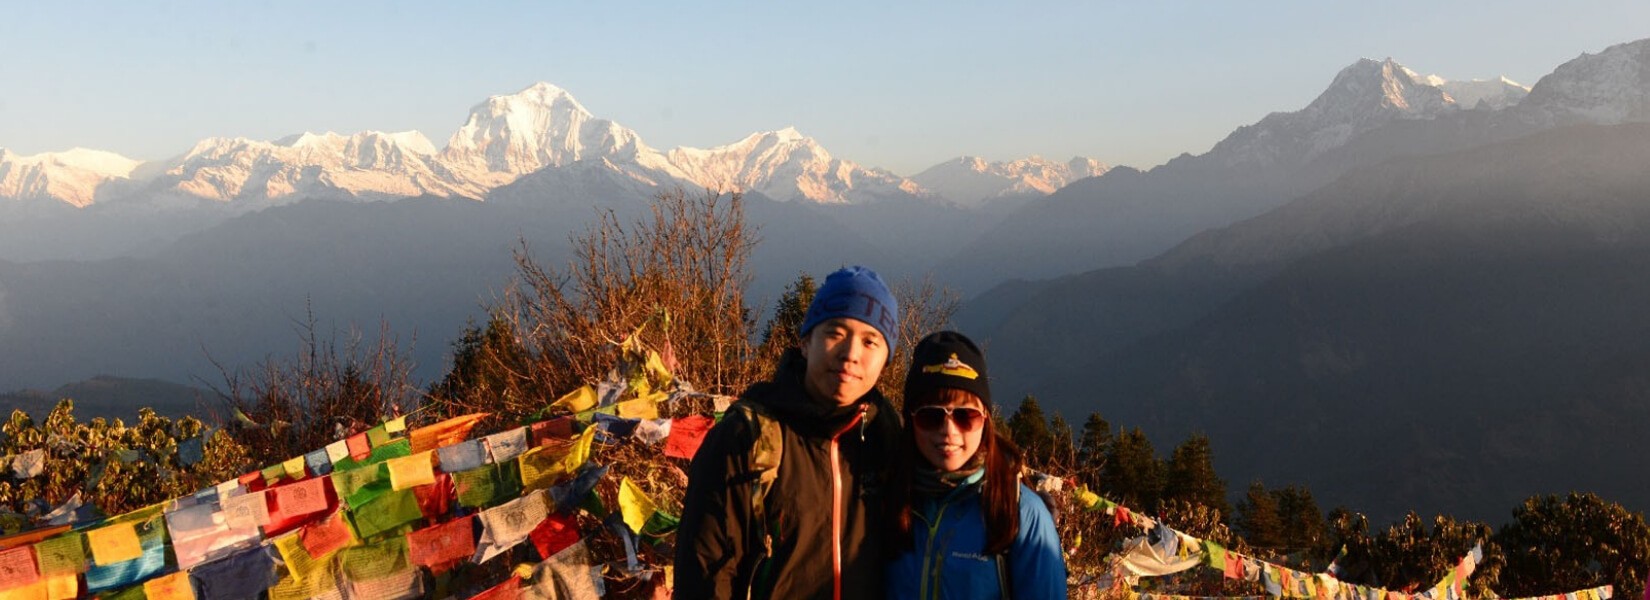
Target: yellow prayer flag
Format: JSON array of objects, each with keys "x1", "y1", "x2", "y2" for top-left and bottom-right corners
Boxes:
[
  {"x1": 0, "y1": 573, "x2": 74, "y2": 600},
  {"x1": 85, "y1": 522, "x2": 143, "y2": 565},
  {"x1": 1073, "y1": 486, "x2": 1100, "y2": 510},
  {"x1": 618, "y1": 477, "x2": 658, "y2": 535},
  {"x1": 282, "y1": 456, "x2": 307, "y2": 479},
  {"x1": 518, "y1": 427, "x2": 596, "y2": 491},
  {"x1": 274, "y1": 533, "x2": 326, "y2": 583},
  {"x1": 384, "y1": 416, "x2": 407, "y2": 434},
  {"x1": 616, "y1": 395, "x2": 661, "y2": 420},
  {"x1": 144, "y1": 571, "x2": 195, "y2": 600},
  {"x1": 386, "y1": 452, "x2": 436, "y2": 491},
  {"x1": 553, "y1": 386, "x2": 598, "y2": 413},
  {"x1": 644, "y1": 350, "x2": 673, "y2": 388}
]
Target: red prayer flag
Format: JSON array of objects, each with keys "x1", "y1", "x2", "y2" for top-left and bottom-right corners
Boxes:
[
  {"x1": 263, "y1": 474, "x2": 337, "y2": 537},
  {"x1": 415, "y1": 472, "x2": 454, "y2": 520},
  {"x1": 529, "y1": 512, "x2": 580, "y2": 560},
  {"x1": 346, "y1": 433, "x2": 371, "y2": 460},
  {"x1": 663, "y1": 415, "x2": 714, "y2": 459},
  {"x1": 300, "y1": 506, "x2": 356, "y2": 559},
  {"x1": 270, "y1": 476, "x2": 331, "y2": 523},
  {"x1": 409, "y1": 515, "x2": 476, "y2": 573},
  {"x1": 531, "y1": 417, "x2": 576, "y2": 447},
  {"x1": 0, "y1": 545, "x2": 39, "y2": 589}
]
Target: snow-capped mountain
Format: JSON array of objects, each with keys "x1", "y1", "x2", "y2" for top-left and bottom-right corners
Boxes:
[
  {"x1": 1422, "y1": 75, "x2": 1530, "y2": 109},
  {"x1": 140, "y1": 131, "x2": 465, "y2": 206},
  {"x1": 910, "y1": 156, "x2": 1109, "y2": 208},
  {"x1": 1205, "y1": 58, "x2": 1464, "y2": 170},
  {"x1": 0, "y1": 148, "x2": 142, "y2": 208},
  {"x1": 669, "y1": 127, "x2": 926, "y2": 204},
  {"x1": 438, "y1": 82, "x2": 683, "y2": 190},
  {"x1": 1515, "y1": 38, "x2": 1650, "y2": 126}
]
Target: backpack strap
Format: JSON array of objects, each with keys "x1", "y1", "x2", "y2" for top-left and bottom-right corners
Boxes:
[{"x1": 727, "y1": 400, "x2": 785, "y2": 594}]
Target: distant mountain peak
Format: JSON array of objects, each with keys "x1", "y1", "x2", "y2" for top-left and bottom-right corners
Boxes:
[
  {"x1": 910, "y1": 154, "x2": 1109, "y2": 207},
  {"x1": 1517, "y1": 37, "x2": 1650, "y2": 126}
]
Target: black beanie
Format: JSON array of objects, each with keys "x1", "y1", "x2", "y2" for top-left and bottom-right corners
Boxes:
[{"x1": 903, "y1": 331, "x2": 990, "y2": 407}]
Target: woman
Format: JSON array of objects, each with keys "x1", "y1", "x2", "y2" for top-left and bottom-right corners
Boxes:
[{"x1": 886, "y1": 331, "x2": 1067, "y2": 599}]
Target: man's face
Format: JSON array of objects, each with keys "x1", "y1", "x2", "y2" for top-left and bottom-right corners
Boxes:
[{"x1": 799, "y1": 317, "x2": 889, "y2": 407}]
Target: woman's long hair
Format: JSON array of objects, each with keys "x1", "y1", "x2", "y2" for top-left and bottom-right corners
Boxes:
[{"x1": 888, "y1": 387, "x2": 1025, "y2": 554}]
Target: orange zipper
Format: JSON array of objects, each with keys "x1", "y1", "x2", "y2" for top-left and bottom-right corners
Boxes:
[{"x1": 828, "y1": 407, "x2": 867, "y2": 600}]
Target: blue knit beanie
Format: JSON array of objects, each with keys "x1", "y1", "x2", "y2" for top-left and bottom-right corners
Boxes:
[{"x1": 800, "y1": 266, "x2": 900, "y2": 353}]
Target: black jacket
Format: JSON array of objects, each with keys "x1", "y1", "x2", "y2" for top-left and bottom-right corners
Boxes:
[{"x1": 673, "y1": 349, "x2": 902, "y2": 599}]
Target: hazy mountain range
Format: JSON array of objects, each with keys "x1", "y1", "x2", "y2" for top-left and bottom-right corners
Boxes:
[{"x1": 5, "y1": 37, "x2": 1650, "y2": 522}]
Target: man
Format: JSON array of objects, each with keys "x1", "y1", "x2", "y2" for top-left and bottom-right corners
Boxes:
[{"x1": 675, "y1": 266, "x2": 903, "y2": 600}]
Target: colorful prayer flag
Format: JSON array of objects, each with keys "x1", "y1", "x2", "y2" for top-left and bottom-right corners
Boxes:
[
  {"x1": 529, "y1": 512, "x2": 581, "y2": 560},
  {"x1": 408, "y1": 515, "x2": 476, "y2": 572},
  {"x1": 553, "y1": 385, "x2": 598, "y2": 413},
  {"x1": 221, "y1": 489, "x2": 271, "y2": 529},
  {"x1": 269, "y1": 476, "x2": 331, "y2": 522},
  {"x1": 664, "y1": 415, "x2": 713, "y2": 459},
  {"x1": 85, "y1": 523, "x2": 143, "y2": 566},
  {"x1": 409, "y1": 413, "x2": 489, "y2": 454},
  {"x1": 436, "y1": 439, "x2": 486, "y2": 474},
  {"x1": 142, "y1": 571, "x2": 194, "y2": 600},
  {"x1": 484, "y1": 427, "x2": 529, "y2": 464},
  {"x1": 618, "y1": 477, "x2": 659, "y2": 535},
  {"x1": 475, "y1": 490, "x2": 549, "y2": 564},
  {"x1": 30, "y1": 534, "x2": 84, "y2": 577},
  {"x1": 386, "y1": 452, "x2": 436, "y2": 491},
  {"x1": 300, "y1": 506, "x2": 358, "y2": 560},
  {"x1": 0, "y1": 546, "x2": 39, "y2": 590}
]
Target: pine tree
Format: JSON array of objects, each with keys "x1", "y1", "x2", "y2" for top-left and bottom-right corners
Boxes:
[
  {"x1": 1236, "y1": 480, "x2": 1284, "y2": 552},
  {"x1": 1102, "y1": 427, "x2": 1162, "y2": 508},
  {"x1": 1007, "y1": 395, "x2": 1054, "y2": 467},
  {"x1": 1276, "y1": 485, "x2": 1327, "y2": 556},
  {"x1": 758, "y1": 272, "x2": 816, "y2": 350},
  {"x1": 1164, "y1": 433, "x2": 1230, "y2": 518}
]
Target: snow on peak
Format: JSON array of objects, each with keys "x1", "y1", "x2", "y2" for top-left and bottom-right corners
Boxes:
[
  {"x1": 1517, "y1": 37, "x2": 1650, "y2": 126},
  {"x1": 439, "y1": 81, "x2": 657, "y2": 181},
  {"x1": 910, "y1": 155, "x2": 1110, "y2": 207},
  {"x1": 667, "y1": 128, "x2": 921, "y2": 203},
  {"x1": 0, "y1": 147, "x2": 143, "y2": 208}
]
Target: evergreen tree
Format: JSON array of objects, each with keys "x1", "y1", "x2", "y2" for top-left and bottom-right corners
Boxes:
[
  {"x1": 758, "y1": 273, "x2": 816, "y2": 349},
  {"x1": 1102, "y1": 427, "x2": 1162, "y2": 509},
  {"x1": 1276, "y1": 485, "x2": 1327, "y2": 556},
  {"x1": 1164, "y1": 433, "x2": 1230, "y2": 518},
  {"x1": 1236, "y1": 480, "x2": 1284, "y2": 552},
  {"x1": 1007, "y1": 395, "x2": 1054, "y2": 467}
]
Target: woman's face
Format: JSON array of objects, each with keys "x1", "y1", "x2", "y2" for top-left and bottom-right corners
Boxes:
[{"x1": 911, "y1": 396, "x2": 988, "y2": 472}]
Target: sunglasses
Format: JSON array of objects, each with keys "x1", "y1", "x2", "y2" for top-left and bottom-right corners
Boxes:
[{"x1": 911, "y1": 406, "x2": 987, "y2": 432}]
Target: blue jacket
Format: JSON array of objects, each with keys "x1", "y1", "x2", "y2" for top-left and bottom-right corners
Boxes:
[{"x1": 887, "y1": 480, "x2": 1067, "y2": 600}]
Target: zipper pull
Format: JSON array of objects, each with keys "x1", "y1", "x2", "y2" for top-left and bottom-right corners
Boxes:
[{"x1": 858, "y1": 403, "x2": 870, "y2": 443}]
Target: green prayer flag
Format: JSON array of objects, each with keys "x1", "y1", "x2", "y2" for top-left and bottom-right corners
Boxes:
[
  {"x1": 365, "y1": 425, "x2": 393, "y2": 448},
  {"x1": 453, "y1": 462, "x2": 522, "y2": 509},
  {"x1": 642, "y1": 511, "x2": 679, "y2": 538},
  {"x1": 332, "y1": 463, "x2": 392, "y2": 510},
  {"x1": 365, "y1": 438, "x2": 412, "y2": 465},
  {"x1": 351, "y1": 488, "x2": 422, "y2": 540},
  {"x1": 35, "y1": 532, "x2": 88, "y2": 575},
  {"x1": 339, "y1": 536, "x2": 410, "y2": 583},
  {"x1": 1204, "y1": 539, "x2": 1227, "y2": 568}
]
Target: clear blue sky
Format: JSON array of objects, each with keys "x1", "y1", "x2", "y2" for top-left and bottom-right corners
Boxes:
[{"x1": 2, "y1": 1, "x2": 1646, "y2": 175}]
